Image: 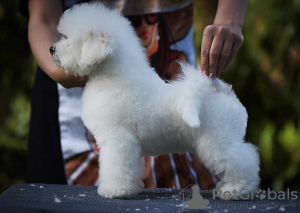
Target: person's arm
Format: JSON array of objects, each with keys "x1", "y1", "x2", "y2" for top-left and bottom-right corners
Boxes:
[
  {"x1": 28, "y1": 0, "x2": 88, "y2": 88},
  {"x1": 200, "y1": 0, "x2": 248, "y2": 79}
]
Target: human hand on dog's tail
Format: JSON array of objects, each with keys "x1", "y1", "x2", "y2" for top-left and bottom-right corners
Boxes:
[{"x1": 200, "y1": 0, "x2": 248, "y2": 79}]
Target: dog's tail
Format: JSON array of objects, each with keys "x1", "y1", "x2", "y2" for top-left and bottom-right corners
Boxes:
[
  {"x1": 171, "y1": 62, "x2": 235, "y2": 128},
  {"x1": 172, "y1": 62, "x2": 209, "y2": 128}
]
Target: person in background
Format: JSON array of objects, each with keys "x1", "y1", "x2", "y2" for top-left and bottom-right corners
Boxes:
[{"x1": 19, "y1": 0, "x2": 247, "y2": 189}]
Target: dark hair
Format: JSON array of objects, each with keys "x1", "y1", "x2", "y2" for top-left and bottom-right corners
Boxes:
[{"x1": 150, "y1": 14, "x2": 170, "y2": 79}]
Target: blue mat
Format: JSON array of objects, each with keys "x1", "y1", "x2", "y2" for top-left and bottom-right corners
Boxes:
[{"x1": 0, "y1": 184, "x2": 299, "y2": 212}]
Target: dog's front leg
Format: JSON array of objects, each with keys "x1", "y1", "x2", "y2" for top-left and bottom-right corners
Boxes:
[{"x1": 97, "y1": 135, "x2": 145, "y2": 199}]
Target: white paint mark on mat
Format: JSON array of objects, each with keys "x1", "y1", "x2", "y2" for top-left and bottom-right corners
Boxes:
[
  {"x1": 30, "y1": 184, "x2": 36, "y2": 187},
  {"x1": 135, "y1": 208, "x2": 141, "y2": 211},
  {"x1": 171, "y1": 194, "x2": 180, "y2": 199},
  {"x1": 266, "y1": 206, "x2": 276, "y2": 210},
  {"x1": 279, "y1": 206, "x2": 285, "y2": 211},
  {"x1": 54, "y1": 195, "x2": 62, "y2": 203},
  {"x1": 79, "y1": 194, "x2": 86, "y2": 197},
  {"x1": 176, "y1": 202, "x2": 189, "y2": 208},
  {"x1": 39, "y1": 186, "x2": 44, "y2": 188}
]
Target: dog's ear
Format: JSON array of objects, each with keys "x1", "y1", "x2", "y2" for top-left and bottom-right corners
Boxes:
[{"x1": 80, "y1": 30, "x2": 115, "y2": 69}]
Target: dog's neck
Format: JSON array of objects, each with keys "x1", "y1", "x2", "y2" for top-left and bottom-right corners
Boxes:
[{"x1": 88, "y1": 41, "x2": 163, "y2": 86}]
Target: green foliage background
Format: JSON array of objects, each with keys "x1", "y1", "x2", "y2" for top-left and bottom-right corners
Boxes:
[{"x1": 0, "y1": 0, "x2": 299, "y2": 192}]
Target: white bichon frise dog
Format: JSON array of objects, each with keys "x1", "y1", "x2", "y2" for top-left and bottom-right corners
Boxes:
[{"x1": 50, "y1": 3, "x2": 260, "y2": 199}]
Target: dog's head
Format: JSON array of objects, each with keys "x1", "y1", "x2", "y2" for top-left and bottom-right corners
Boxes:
[{"x1": 50, "y1": 3, "x2": 123, "y2": 77}]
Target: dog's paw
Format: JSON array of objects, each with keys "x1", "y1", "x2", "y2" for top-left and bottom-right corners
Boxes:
[
  {"x1": 98, "y1": 188, "x2": 136, "y2": 199},
  {"x1": 98, "y1": 184, "x2": 143, "y2": 199},
  {"x1": 216, "y1": 181, "x2": 258, "y2": 200},
  {"x1": 138, "y1": 180, "x2": 145, "y2": 189},
  {"x1": 215, "y1": 180, "x2": 225, "y2": 189}
]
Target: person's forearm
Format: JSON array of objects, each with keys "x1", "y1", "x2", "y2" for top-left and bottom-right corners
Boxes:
[
  {"x1": 214, "y1": 0, "x2": 248, "y2": 30},
  {"x1": 28, "y1": 22, "x2": 62, "y2": 78},
  {"x1": 28, "y1": 0, "x2": 88, "y2": 88},
  {"x1": 28, "y1": 0, "x2": 63, "y2": 79}
]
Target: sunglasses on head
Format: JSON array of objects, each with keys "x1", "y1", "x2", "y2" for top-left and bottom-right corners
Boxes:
[{"x1": 128, "y1": 14, "x2": 159, "y2": 29}]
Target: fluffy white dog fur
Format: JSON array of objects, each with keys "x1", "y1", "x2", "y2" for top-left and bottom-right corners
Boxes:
[{"x1": 51, "y1": 3, "x2": 260, "y2": 199}]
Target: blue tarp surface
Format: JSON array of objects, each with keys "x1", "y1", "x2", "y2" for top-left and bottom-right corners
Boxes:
[{"x1": 0, "y1": 184, "x2": 299, "y2": 212}]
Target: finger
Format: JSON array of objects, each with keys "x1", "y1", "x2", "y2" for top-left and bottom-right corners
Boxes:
[
  {"x1": 216, "y1": 39, "x2": 233, "y2": 77},
  {"x1": 222, "y1": 41, "x2": 242, "y2": 71},
  {"x1": 209, "y1": 35, "x2": 224, "y2": 79},
  {"x1": 60, "y1": 75, "x2": 88, "y2": 88},
  {"x1": 79, "y1": 76, "x2": 89, "y2": 83},
  {"x1": 78, "y1": 80, "x2": 88, "y2": 87},
  {"x1": 75, "y1": 76, "x2": 89, "y2": 86},
  {"x1": 201, "y1": 27, "x2": 214, "y2": 75}
]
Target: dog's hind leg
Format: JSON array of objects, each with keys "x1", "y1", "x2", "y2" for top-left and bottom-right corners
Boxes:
[
  {"x1": 97, "y1": 132, "x2": 145, "y2": 199},
  {"x1": 195, "y1": 137, "x2": 260, "y2": 200}
]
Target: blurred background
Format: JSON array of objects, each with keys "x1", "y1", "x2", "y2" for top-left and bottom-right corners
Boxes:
[{"x1": 0, "y1": 0, "x2": 299, "y2": 193}]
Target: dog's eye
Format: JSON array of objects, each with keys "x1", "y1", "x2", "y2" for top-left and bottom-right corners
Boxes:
[{"x1": 61, "y1": 34, "x2": 68, "y2": 39}]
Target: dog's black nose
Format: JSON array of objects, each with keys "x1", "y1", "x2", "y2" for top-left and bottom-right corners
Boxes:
[{"x1": 49, "y1": 46, "x2": 55, "y2": 55}]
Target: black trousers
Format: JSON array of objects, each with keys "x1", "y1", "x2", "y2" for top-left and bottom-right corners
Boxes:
[{"x1": 26, "y1": 67, "x2": 66, "y2": 184}]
